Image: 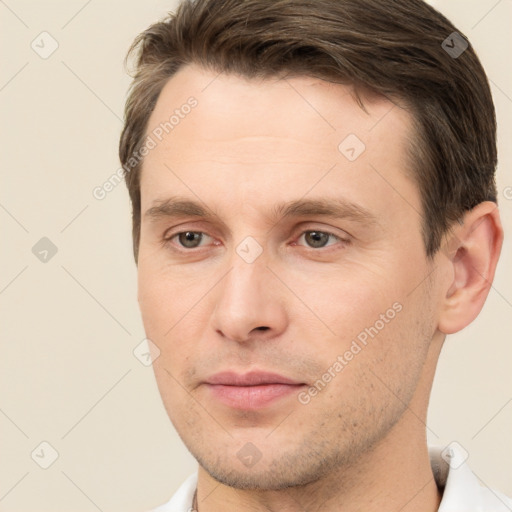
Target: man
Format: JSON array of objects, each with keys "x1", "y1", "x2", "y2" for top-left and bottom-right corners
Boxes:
[{"x1": 119, "y1": 0, "x2": 511, "y2": 510}]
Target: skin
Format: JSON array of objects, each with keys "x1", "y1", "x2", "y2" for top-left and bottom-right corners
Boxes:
[{"x1": 136, "y1": 64, "x2": 503, "y2": 512}]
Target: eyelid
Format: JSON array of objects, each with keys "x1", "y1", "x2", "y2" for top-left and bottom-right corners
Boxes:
[{"x1": 292, "y1": 222, "x2": 352, "y2": 240}]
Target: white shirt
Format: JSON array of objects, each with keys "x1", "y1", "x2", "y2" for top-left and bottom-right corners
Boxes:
[{"x1": 147, "y1": 445, "x2": 512, "y2": 511}]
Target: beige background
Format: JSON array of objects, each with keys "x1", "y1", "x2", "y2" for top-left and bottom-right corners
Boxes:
[{"x1": 0, "y1": 0, "x2": 511, "y2": 510}]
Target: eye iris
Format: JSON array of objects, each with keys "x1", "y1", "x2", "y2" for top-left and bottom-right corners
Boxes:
[
  {"x1": 305, "y1": 231, "x2": 329, "y2": 248},
  {"x1": 179, "y1": 231, "x2": 202, "y2": 248}
]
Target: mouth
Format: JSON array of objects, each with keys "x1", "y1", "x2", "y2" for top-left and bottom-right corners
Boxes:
[{"x1": 203, "y1": 371, "x2": 307, "y2": 410}]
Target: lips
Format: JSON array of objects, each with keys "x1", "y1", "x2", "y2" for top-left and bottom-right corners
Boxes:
[
  {"x1": 204, "y1": 371, "x2": 306, "y2": 409},
  {"x1": 206, "y1": 371, "x2": 303, "y2": 386}
]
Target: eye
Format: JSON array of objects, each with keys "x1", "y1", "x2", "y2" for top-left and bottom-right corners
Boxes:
[
  {"x1": 297, "y1": 230, "x2": 344, "y2": 249},
  {"x1": 170, "y1": 231, "x2": 211, "y2": 249}
]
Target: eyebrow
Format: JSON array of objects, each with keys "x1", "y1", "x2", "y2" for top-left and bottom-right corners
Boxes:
[
  {"x1": 143, "y1": 196, "x2": 379, "y2": 227},
  {"x1": 272, "y1": 198, "x2": 378, "y2": 226}
]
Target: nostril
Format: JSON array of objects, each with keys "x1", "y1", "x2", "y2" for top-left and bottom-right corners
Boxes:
[{"x1": 255, "y1": 326, "x2": 270, "y2": 331}]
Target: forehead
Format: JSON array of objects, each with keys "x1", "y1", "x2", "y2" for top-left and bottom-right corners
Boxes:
[
  {"x1": 146, "y1": 63, "x2": 412, "y2": 145},
  {"x1": 140, "y1": 64, "x2": 418, "y2": 224}
]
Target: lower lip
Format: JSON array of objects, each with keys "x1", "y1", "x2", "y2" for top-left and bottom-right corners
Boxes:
[{"x1": 205, "y1": 383, "x2": 304, "y2": 409}]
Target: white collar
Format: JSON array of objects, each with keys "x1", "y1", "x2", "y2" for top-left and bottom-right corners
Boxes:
[{"x1": 429, "y1": 444, "x2": 511, "y2": 511}]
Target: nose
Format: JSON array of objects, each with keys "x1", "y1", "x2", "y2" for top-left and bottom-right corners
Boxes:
[{"x1": 210, "y1": 254, "x2": 288, "y2": 343}]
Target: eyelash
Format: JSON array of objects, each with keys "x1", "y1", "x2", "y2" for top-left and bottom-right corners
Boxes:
[{"x1": 162, "y1": 229, "x2": 350, "y2": 252}]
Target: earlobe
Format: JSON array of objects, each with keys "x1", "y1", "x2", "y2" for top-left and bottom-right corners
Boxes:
[{"x1": 438, "y1": 202, "x2": 503, "y2": 335}]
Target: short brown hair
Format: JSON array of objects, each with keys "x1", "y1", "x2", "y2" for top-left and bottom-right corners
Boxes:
[{"x1": 119, "y1": 0, "x2": 497, "y2": 263}]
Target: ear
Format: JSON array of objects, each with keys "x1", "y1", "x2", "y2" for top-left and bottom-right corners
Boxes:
[{"x1": 437, "y1": 201, "x2": 503, "y2": 335}]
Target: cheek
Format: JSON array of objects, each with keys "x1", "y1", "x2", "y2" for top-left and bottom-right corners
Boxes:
[
  {"x1": 305, "y1": 300, "x2": 431, "y2": 427},
  {"x1": 137, "y1": 268, "x2": 168, "y2": 337},
  {"x1": 151, "y1": 358, "x2": 202, "y2": 438},
  {"x1": 137, "y1": 262, "x2": 211, "y2": 380},
  {"x1": 137, "y1": 260, "x2": 199, "y2": 337},
  {"x1": 295, "y1": 262, "x2": 433, "y2": 396},
  {"x1": 284, "y1": 262, "x2": 403, "y2": 340}
]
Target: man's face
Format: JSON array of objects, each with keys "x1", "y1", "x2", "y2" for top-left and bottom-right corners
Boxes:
[{"x1": 137, "y1": 64, "x2": 441, "y2": 489}]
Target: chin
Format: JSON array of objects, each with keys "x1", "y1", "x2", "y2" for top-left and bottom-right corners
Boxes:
[{"x1": 194, "y1": 449, "x2": 333, "y2": 491}]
